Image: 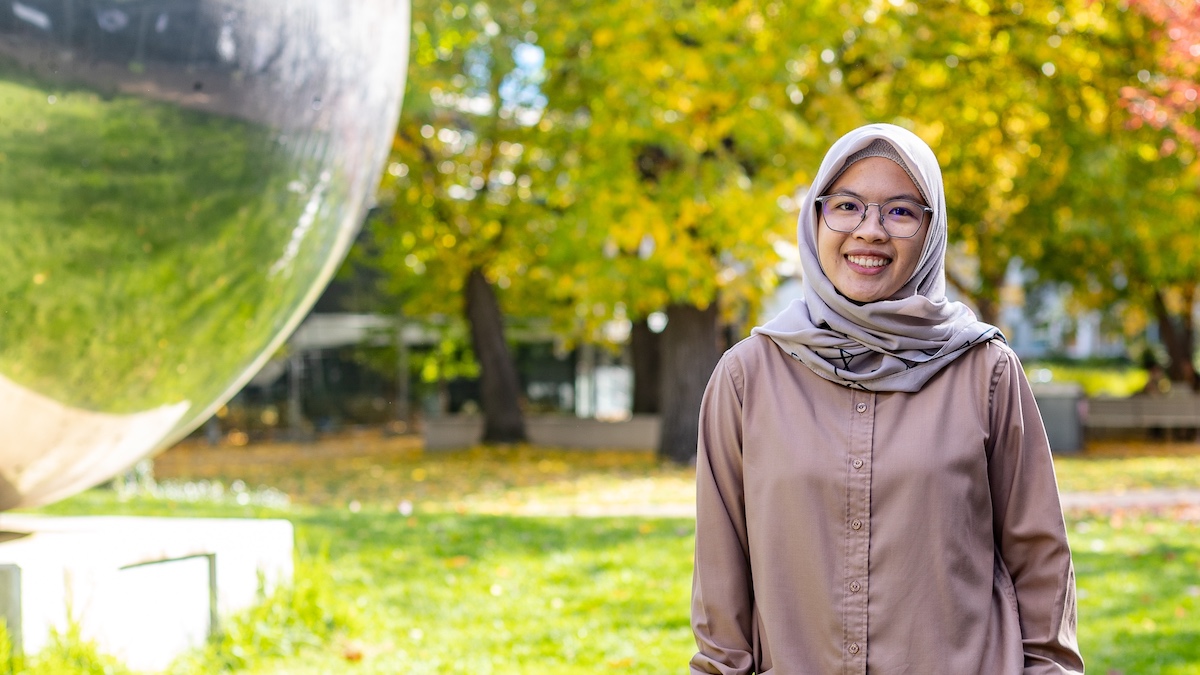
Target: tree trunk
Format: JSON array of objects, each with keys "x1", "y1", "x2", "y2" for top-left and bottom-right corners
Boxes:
[
  {"x1": 630, "y1": 318, "x2": 662, "y2": 414},
  {"x1": 974, "y1": 295, "x2": 1000, "y2": 329},
  {"x1": 1153, "y1": 289, "x2": 1198, "y2": 391},
  {"x1": 658, "y1": 303, "x2": 722, "y2": 463},
  {"x1": 394, "y1": 314, "x2": 410, "y2": 426},
  {"x1": 465, "y1": 266, "x2": 527, "y2": 442}
]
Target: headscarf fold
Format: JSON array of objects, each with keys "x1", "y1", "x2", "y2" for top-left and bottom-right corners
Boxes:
[{"x1": 752, "y1": 123, "x2": 1002, "y2": 392}]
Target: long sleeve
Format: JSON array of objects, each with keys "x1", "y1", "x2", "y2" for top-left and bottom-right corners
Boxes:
[
  {"x1": 690, "y1": 357, "x2": 756, "y2": 675},
  {"x1": 986, "y1": 349, "x2": 1085, "y2": 674}
]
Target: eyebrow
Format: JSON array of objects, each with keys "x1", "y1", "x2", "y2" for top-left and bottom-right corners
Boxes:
[{"x1": 833, "y1": 188, "x2": 926, "y2": 205}]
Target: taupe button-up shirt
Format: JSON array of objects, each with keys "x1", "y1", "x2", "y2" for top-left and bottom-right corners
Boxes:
[{"x1": 691, "y1": 336, "x2": 1082, "y2": 674}]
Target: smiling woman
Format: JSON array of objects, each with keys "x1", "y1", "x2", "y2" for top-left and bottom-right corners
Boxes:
[{"x1": 690, "y1": 124, "x2": 1084, "y2": 674}]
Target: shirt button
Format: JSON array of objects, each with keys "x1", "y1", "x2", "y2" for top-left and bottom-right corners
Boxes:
[
  {"x1": 848, "y1": 643, "x2": 861, "y2": 655},
  {"x1": 850, "y1": 581, "x2": 861, "y2": 593},
  {"x1": 856, "y1": 402, "x2": 867, "y2": 413},
  {"x1": 852, "y1": 458, "x2": 864, "y2": 469},
  {"x1": 851, "y1": 519, "x2": 862, "y2": 530}
]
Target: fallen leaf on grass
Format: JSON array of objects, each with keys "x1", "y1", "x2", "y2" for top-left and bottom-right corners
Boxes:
[{"x1": 341, "y1": 639, "x2": 365, "y2": 662}]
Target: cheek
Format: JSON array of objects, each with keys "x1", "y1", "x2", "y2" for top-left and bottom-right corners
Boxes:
[
  {"x1": 815, "y1": 224, "x2": 840, "y2": 272},
  {"x1": 898, "y1": 233, "x2": 929, "y2": 279}
]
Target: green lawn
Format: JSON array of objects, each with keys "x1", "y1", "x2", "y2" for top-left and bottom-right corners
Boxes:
[
  {"x1": 1055, "y1": 453, "x2": 1200, "y2": 492},
  {"x1": 22, "y1": 439, "x2": 1200, "y2": 673},
  {"x1": 1070, "y1": 512, "x2": 1200, "y2": 674}
]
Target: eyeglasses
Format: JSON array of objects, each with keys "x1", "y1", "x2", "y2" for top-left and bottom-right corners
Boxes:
[{"x1": 814, "y1": 194, "x2": 932, "y2": 239}]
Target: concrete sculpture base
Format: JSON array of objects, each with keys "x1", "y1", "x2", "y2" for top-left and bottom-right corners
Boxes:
[{"x1": 0, "y1": 515, "x2": 293, "y2": 671}]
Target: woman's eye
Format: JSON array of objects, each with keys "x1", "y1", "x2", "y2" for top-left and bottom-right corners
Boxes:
[
  {"x1": 834, "y1": 201, "x2": 861, "y2": 212},
  {"x1": 888, "y1": 204, "x2": 916, "y2": 218}
]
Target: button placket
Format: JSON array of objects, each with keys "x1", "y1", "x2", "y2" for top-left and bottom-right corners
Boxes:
[{"x1": 844, "y1": 390, "x2": 874, "y2": 673}]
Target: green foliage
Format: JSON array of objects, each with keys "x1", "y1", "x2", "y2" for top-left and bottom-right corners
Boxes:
[
  {"x1": 365, "y1": 0, "x2": 557, "y2": 325},
  {"x1": 364, "y1": 0, "x2": 831, "y2": 349},
  {"x1": 345, "y1": 328, "x2": 481, "y2": 390},
  {"x1": 17, "y1": 621, "x2": 132, "y2": 675},
  {"x1": 168, "y1": 546, "x2": 359, "y2": 674},
  {"x1": 0, "y1": 620, "x2": 18, "y2": 675},
  {"x1": 534, "y1": 0, "x2": 825, "y2": 328}
]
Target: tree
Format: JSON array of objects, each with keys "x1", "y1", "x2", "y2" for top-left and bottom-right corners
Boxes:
[
  {"x1": 1117, "y1": 0, "x2": 1200, "y2": 387},
  {"x1": 1038, "y1": 0, "x2": 1200, "y2": 388},
  {"x1": 365, "y1": 1, "x2": 824, "y2": 456},
  {"x1": 535, "y1": 0, "x2": 835, "y2": 461},
  {"x1": 368, "y1": 0, "x2": 562, "y2": 441},
  {"x1": 1121, "y1": 0, "x2": 1200, "y2": 148},
  {"x1": 629, "y1": 318, "x2": 661, "y2": 414}
]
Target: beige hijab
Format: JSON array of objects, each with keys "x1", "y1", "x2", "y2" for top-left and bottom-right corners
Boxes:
[{"x1": 753, "y1": 123, "x2": 1002, "y2": 392}]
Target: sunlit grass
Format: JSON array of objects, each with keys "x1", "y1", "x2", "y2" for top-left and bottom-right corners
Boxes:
[
  {"x1": 1055, "y1": 455, "x2": 1200, "y2": 493},
  {"x1": 1071, "y1": 510, "x2": 1200, "y2": 674},
  {"x1": 147, "y1": 436, "x2": 697, "y2": 516},
  {"x1": 25, "y1": 436, "x2": 1200, "y2": 673},
  {"x1": 1054, "y1": 441, "x2": 1200, "y2": 493}
]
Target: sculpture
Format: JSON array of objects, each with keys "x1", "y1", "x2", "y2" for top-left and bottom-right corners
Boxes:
[{"x1": 0, "y1": 0, "x2": 409, "y2": 509}]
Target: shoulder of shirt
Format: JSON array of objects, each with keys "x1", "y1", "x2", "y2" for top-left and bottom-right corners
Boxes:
[
  {"x1": 984, "y1": 335, "x2": 1016, "y2": 358},
  {"x1": 720, "y1": 333, "x2": 784, "y2": 365},
  {"x1": 713, "y1": 334, "x2": 784, "y2": 384},
  {"x1": 980, "y1": 336, "x2": 1025, "y2": 373},
  {"x1": 971, "y1": 337, "x2": 1029, "y2": 404},
  {"x1": 953, "y1": 335, "x2": 1018, "y2": 370},
  {"x1": 926, "y1": 336, "x2": 1018, "y2": 400}
]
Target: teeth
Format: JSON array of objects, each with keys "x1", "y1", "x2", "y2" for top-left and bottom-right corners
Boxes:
[{"x1": 847, "y1": 255, "x2": 890, "y2": 268}]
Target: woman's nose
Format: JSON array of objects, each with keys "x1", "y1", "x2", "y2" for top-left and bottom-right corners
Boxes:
[{"x1": 853, "y1": 204, "x2": 890, "y2": 240}]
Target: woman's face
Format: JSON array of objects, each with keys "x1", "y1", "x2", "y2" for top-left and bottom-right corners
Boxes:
[{"x1": 816, "y1": 156, "x2": 929, "y2": 303}]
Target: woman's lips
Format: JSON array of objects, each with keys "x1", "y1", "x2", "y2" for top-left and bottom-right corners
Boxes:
[{"x1": 845, "y1": 254, "x2": 891, "y2": 274}]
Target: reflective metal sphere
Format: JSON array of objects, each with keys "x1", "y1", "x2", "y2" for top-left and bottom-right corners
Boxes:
[{"x1": 0, "y1": 1, "x2": 409, "y2": 509}]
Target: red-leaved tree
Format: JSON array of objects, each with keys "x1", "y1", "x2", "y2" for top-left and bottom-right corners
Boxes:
[{"x1": 1121, "y1": 0, "x2": 1200, "y2": 149}]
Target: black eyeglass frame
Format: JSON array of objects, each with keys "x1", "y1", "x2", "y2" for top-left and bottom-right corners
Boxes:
[{"x1": 814, "y1": 194, "x2": 933, "y2": 239}]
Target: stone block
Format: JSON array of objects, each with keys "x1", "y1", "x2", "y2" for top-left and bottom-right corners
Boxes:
[{"x1": 0, "y1": 515, "x2": 293, "y2": 671}]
